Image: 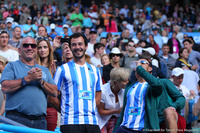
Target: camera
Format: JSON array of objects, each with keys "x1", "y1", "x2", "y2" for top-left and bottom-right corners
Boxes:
[{"x1": 60, "y1": 38, "x2": 69, "y2": 43}]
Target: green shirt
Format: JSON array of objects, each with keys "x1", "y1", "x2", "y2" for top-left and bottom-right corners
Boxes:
[{"x1": 70, "y1": 13, "x2": 84, "y2": 27}]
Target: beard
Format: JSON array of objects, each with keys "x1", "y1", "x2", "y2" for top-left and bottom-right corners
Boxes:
[{"x1": 72, "y1": 48, "x2": 86, "y2": 60}]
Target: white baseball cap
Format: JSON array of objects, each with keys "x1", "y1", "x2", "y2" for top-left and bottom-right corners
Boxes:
[
  {"x1": 63, "y1": 24, "x2": 69, "y2": 28},
  {"x1": 142, "y1": 47, "x2": 156, "y2": 56},
  {"x1": 50, "y1": 23, "x2": 56, "y2": 29},
  {"x1": 172, "y1": 68, "x2": 184, "y2": 77}
]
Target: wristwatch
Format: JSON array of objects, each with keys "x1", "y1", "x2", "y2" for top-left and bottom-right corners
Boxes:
[{"x1": 21, "y1": 77, "x2": 27, "y2": 86}]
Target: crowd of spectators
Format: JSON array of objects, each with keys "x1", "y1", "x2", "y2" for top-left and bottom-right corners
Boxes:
[{"x1": 0, "y1": 0, "x2": 200, "y2": 132}]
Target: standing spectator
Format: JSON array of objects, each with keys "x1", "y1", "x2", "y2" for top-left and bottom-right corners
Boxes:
[
  {"x1": 167, "y1": 31, "x2": 181, "y2": 59},
  {"x1": 86, "y1": 29, "x2": 97, "y2": 57},
  {"x1": 4, "y1": 19, "x2": 13, "y2": 38},
  {"x1": 159, "y1": 44, "x2": 176, "y2": 78},
  {"x1": 0, "y1": 30, "x2": 19, "y2": 62},
  {"x1": 0, "y1": 36, "x2": 57, "y2": 129},
  {"x1": 70, "y1": 7, "x2": 83, "y2": 27},
  {"x1": 36, "y1": 38, "x2": 57, "y2": 131},
  {"x1": 106, "y1": 16, "x2": 118, "y2": 32},
  {"x1": 53, "y1": 33, "x2": 102, "y2": 133},
  {"x1": 103, "y1": 47, "x2": 123, "y2": 83},
  {"x1": 90, "y1": 43, "x2": 105, "y2": 67},
  {"x1": 7, "y1": 26, "x2": 22, "y2": 51},
  {"x1": 97, "y1": 68, "x2": 129, "y2": 133},
  {"x1": 23, "y1": 17, "x2": 37, "y2": 38},
  {"x1": 119, "y1": 5, "x2": 129, "y2": 18},
  {"x1": 183, "y1": 39, "x2": 200, "y2": 74}
]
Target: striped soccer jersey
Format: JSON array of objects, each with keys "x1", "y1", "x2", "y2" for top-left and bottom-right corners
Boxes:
[
  {"x1": 54, "y1": 60, "x2": 102, "y2": 125},
  {"x1": 121, "y1": 82, "x2": 148, "y2": 130}
]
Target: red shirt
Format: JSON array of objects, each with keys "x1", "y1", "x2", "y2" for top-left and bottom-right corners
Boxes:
[{"x1": 151, "y1": 43, "x2": 159, "y2": 55}]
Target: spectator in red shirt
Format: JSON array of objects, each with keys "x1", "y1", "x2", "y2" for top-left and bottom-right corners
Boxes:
[
  {"x1": 149, "y1": 34, "x2": 159, "y2": 55},
  {"x1": 106, "y1": 16, "x2": 118, "y2": 32}
]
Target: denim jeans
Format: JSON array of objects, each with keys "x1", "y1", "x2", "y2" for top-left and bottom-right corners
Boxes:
[{"x1": 6, "y1": 114, "x2": 47, "y2": 130}]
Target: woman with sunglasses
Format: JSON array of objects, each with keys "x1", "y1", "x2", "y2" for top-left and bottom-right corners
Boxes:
[
  {"x1": 36, "y1": 39, "x2": 57, "y2": 131},
  {"x1": 175, "y1": 48, "x2": 198, "y2": 71},
  {"x1": 97, "y1": 67, "x2": 129, "y2": 133}
]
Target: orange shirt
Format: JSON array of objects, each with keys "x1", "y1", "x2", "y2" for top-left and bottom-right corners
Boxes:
[{"x1": 102, "y1": 13, "x2": 112, "y2": 26}]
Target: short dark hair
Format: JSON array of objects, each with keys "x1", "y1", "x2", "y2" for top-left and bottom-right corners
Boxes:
[
  {"x1": 69, "y1": 33, "x2": 88, "y2": 47},
  {"x1": 162, "y1": 44, "x2": 169, "y2": 48},
  {"x1": 13, "y1": 26, "x2": 21, "y2": 31},
  {"x1": 182, "y1": 39, "x2": 192, "y2": 44},
  {"x1": 136, "y1": 31, "x2": 142, "y2": 35},
  {"x1": 93, "y1": 43, "x2": 105, "y2": 53},
  {"x1": 100, "y1": 37, "x2": 106, "y2": 40},
  {"x1": 38, "y1": 25, "x2": 47, "y2": 32}
]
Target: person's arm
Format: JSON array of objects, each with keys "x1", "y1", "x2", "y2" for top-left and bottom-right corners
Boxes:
[
  {"x1": 95, "y1": 91, "x2": 101, "y2": 106},
  {"x1": 31, "y1": 26, "x2": 37, "y2": 33},
  {"x1": 0, "y1": 94, "x2": 6, "y2": 116},
  {"x1": 52, "y1": 36, "x2": 62, "y2": 51},
  {"x1": 23, "y1": 28, "x2": 31, "y2": 34},
  {"x1": 136, "y1": 65, "x2": 163, "y2": 96},
  {"x1": 40, "y1": 79, "x2": 57, "y2": 97},
  {"x1": 49, "y1": 91, "x2": 61, "y2": 113},
  {"x1": 97, "y1": 102, "x2": 122, "y2": 116}
]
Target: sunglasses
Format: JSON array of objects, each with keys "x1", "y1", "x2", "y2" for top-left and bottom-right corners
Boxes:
[
  {"x1": 35, "y1": 36, "x2": 52, "y2": 42},
  {"x1": 128, "y1": 44, "x2": 135, "y2": 47},
  {"x1": 23, "y1": 43, "x2": 37, "y2": 49},
  {"x1": 139, "y1": 60, "x2": 150, "y2": 65},
  {"x1": 112, "y1": 54, "x2": 121, "y2": 57}
]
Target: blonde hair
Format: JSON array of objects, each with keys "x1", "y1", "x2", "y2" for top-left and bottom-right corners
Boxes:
[
  {"x1": 36, "y1": 40, "x2": 54, "y2": 76},
  {"x1": 101, "y1": 54, "x2": 110, "y2": 65},
  {"x1": 110, "y1": 68, "x2": 130, "y2": 88}
]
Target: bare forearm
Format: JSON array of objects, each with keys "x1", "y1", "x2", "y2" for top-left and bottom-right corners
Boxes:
[
  {"x1": 41, "y1": 81, "x2": 58, "y2": 97},
  {"x1": 1, "y1": 79, "x2": 22, "y2": 94},
  {"x1": 49, "y1": 96, "x2": 61, "y2": 113},
  {"x1": 95, "y1": 91, "x2": 101, "y2": 106},
  {"x1": 98, "y1": 108, "x2": 118, "y2": 116}
]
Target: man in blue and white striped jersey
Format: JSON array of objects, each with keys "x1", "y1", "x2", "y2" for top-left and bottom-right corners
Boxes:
[{"x1": 53, "y1": 33, "x2": 102, "y2": 133}]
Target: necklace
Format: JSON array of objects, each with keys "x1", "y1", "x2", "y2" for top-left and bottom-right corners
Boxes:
[{"x1": 20, "y1": 60, "x2": 35, "y2": 69}]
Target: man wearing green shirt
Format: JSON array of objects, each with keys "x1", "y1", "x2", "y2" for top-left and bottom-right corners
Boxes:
[{"x1": 70, "y1": 7, "x2": 83, "y2": 27}]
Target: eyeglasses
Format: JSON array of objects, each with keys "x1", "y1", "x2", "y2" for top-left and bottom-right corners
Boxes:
[
  {"x1": 128, "y1": 44, "x2": 135, "y2": 47},
  {"x1": 35, "y1": 36, "x2": 52, "y2": 42},
  {"x1": 139, "y1": 60, "x2": 150, "y2": 65},
  {"x1": 23, "y1": 43, "x2": 37, "y2": 49},
  {"x1": 112, "y1": 54, "x2": 121, "y2": 57}
]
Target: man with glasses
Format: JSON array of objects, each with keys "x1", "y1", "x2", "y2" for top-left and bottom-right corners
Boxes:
[
  {"x1": 120, "y1": 40, "x2": 139, "y2": 71},
  {"x1": 0, "y1": 36, "x2": 58, "y2": 129},
  {"x1": 0, "y1": 30, "x2": 19, "y2": 61},
  {"x1": 114, "y1": 59, "x2": 164, "y2": 132},
  {"x1": 103, "y1": 47, "x2": 123, "y2": 83},
  {"x1": 53, "y1": 33, "x2": 102, "y2": 133}
]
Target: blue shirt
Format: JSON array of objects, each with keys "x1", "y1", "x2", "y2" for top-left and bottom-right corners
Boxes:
[
  {"x1": 53, "y1": 60, "x2": 102, "y2": 125},
  {"x1": 23, "y1": 24, "x2": 37, "y2": 38},
  {"x1": 121, "y1": 82, "x2": 148, "y2": 130},
  {"x1": 0, "y1": 60, "x2": 55, "y2": 116}
]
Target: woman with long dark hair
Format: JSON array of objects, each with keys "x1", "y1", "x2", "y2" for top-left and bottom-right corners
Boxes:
[
  {"x1": 36, "y1": 39, "x2": 57, "y2": 131},
  {"x1": 148, "y1": 34, "x2": 159, "y2": 55},
  {"x1": 106, "y1": 16, "x2": 118, "y2": 32}
]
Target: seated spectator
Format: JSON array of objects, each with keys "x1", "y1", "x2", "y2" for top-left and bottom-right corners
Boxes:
[
  {"x1": 148, "y1": 34, "x2": 159, "y2": 55},
  {"x1": 0, "y1": 30, "x2": 19, "y2": 62},
  {"x1": 188, "y1": 36, "x2": 200, "y2": 53},
  {"x1": 103, "y1": 47, "x2": 123, "y2": 83},
  {"x1": 53, "y1": 9, "x2": 62, "y2": 26},
  {"x1": 161, "y1": 30, "x2": 168, "y2": 44},
  {"x1": 106, "y1": 16, "x2": 118, "y2": 32},
  {"x1": 49, "y1": 23, "x2": 57, "y2": 40},
  {"x1": 101, "y1": 54, "x2": 110, "y2": 66},
  {"x1": 132, "y1": 31, "x2": 143, "y2": 45},
  {"x1": 159, "y1": 44, "x2": 176, "y2": 78},
  {"x1": 5, "y1": 19, "x2": 13, "y2": 38},
  {"x1": 70, "y1": 7, "x2": 83, "y2": 27},
  {"x1": 34, "y1": 11, "x2": 43, "y2": 25},
  {"x1": 122, "y1": 21, "x2": 134, "y2": 37},
  {"x1": 120, "y1": 40, "x2": 139, "y2": 71},
  {"x1": 167, "y1": 31, "x2": 181, "y2": 60},
  {"x1": 135, "y1": 40, "x2": 152, "y2": 55},
  {"x1": 175, "y1": 48, "x2": 198, "y2": 71},
  {"x1": 97, "y1": 67, "x2": 129, "y2": 133},
  {"x1": 7, "y1": 26, "x2": 22, "y2": 51},
  {"x1": 41, "y1": 11, "x2": 49, "y2": 26},
  {"x1": 90, "y1": 43, "x2": 105, "y2": 67},
  {"x1": 102, "y1": 9, "x2": 112, "y2": 28}
]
